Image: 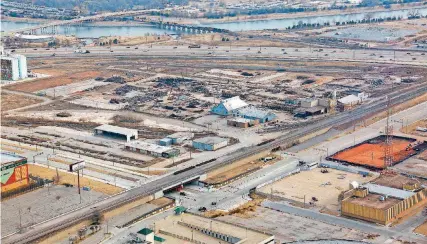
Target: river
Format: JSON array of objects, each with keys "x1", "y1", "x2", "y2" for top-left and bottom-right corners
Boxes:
[{"x1": 2, "y1": 7, "x2": 426, "y2": 37}]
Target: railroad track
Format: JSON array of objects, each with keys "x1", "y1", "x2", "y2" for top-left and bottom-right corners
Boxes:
[{"x1": 3, "y1": 83, "x2": 427, "y2": 244}]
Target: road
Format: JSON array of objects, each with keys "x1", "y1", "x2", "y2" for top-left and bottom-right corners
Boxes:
[
  {"x1": 3, "y1": 82, "x2": 427, "y2": 244},
  {"x1": 12, "y1": 45, "x2": 427, "y2": 66},
  {"x1": 169, "y1": 156, "x2": 299, "y2": 212},
  {"x1": 263, "y1": 201, "x2": 427, "y2": 243}
]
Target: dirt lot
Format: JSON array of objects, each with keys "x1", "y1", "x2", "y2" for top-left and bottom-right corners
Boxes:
[
  {"x1": 401, "y1": 119, "x2": 427, "y2": 138},
  {"x1": 204, "y1": 153, "x2": 278, "y2": 185},
  {"x1": 4, "y1": 71, "x2": 103, "y2": 92},
  {"x1": 415, "y1": 220, "x2": 427, "y2": 236},
  {"x1": 330, "y1": 137, "x2": 416, "y2": 169},
  {"x1": 1, "y1": 92, "x2": 43, "y2": 111},
  {"x1": 28, "y1": 164, "x2": 123, "y2": 195},
  {"x1": 259, "y1": 168, "x2": 373, "y2": 212}
]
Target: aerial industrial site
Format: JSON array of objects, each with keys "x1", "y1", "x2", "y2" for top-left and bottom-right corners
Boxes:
[{"x1": 1, "y1": 0, "x2": 427, "y2": 244}]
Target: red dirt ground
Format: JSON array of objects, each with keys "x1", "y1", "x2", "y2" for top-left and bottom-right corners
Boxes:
[
  {"x1": 331, "y1": 138, "x2": 415, "y2": 169},
  {"x1": 4, "y1": 71, "x2": 102, "y2": 92}
]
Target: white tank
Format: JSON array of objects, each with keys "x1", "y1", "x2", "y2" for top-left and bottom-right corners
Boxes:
[{"x1": 349, "y1": 181, "x2": 359, "y2": 189}]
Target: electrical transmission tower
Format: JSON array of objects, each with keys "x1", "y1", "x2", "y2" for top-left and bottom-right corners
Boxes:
[{"x1": 384, "y1": 96, "x2": 393, "y2": 168}]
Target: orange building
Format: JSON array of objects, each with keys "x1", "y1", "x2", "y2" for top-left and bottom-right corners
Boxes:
[{"x1": 1, "y1": 153, "x2": 29, "y2": 192}]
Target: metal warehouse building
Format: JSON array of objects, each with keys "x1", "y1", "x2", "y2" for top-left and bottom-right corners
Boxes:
[
  {"x1": 211, "y1": 96, "x2": 248, "y2": 116},
  {"x1": 159, "y1": 132, "x2": 194, "y2": 146},
  {"x1": 125, "y1": 141, "x2": 180, "y2": 158},
  {"x1": 94, "y1": 124, "x2": 138, "y2": 142},
  {"x1": 193, "y1": 137, "x2": 228, "y2": 151},
  {"x1": 1, "y1": 153, "x2": 29, "y2": 192},
  {"x1": 233, "y1": 106, "x2": 277, "y2": 123}
]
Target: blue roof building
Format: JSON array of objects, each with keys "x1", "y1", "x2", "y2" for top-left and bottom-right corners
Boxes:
[{"x1": 234, "y1": 106, "x2": 277, "y2": 123}]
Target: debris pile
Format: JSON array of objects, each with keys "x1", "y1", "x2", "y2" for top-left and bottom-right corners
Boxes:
[{"x1": 104, "y1": 76, "x2": 125, "y2": 84}]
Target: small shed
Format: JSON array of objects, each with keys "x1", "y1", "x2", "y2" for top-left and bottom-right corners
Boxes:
[
  {"x1": 227, "y1": 117, "x2": 259, "y2": 128},
  {"x1": 136, "y1": 228, "x2": 154, "y2": 243},
  {"x1": 174, "y1": 206, "x2": 187, "y2": 215},
  {"x1": 159, "y1": 138, "x2": 173, "y2": 146}
]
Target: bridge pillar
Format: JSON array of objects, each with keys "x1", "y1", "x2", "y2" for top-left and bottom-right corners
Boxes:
[
  {"x1": 199, "y1": 174, "x2": 207, "y2": 181},
  {"x1": 154, "y1": 191, "x2": 164, "y2": 199}
]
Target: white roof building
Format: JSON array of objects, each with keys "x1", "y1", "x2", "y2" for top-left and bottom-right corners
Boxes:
[
  {"x1": 211, "y1": 96, "x2": 248, "y2": 115},
  {"x1": 338, "y1": 94, "x2": 361, "y2": 105},
  {"x1": 222, "y1": 96, "x2": 248, "y2": 111}
]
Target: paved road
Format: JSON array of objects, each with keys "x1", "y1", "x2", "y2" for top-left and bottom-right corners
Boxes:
[
  {"x1": 11, "y1": 45, "x2": 427, "y2": 66},
  {"x1": 169, "y1": 156, "x2": 299, "y2": 212},
  {"x1": 263, "y1": 201, "x2": 427, "y2": 243},
  {"x1": 3, "y1": 83, "x2": 427, "y2": 244}
]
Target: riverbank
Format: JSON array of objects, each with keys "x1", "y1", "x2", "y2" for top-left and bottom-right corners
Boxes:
[
  {"x1": 1, "y1": 15, "x2": 47, "y2": 23},
  {"x1": 195, "y1": 3, "x2": 427, "y2": 24}
]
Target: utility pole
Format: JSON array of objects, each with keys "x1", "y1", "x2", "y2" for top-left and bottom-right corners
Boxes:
[
  {"x1": 77, "y1": 170, "x2": 82, "y2": 203},
  {"x1": 384, "y1": 96, "x2": 393, "y2": 168}
]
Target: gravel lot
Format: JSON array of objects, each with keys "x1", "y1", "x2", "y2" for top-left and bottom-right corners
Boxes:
[
  {"x1": 218, "y1": 206, "x2": 366, "y2": 243},
  {"x1": 1, "y1": 185, "x2": 107, "y2": 235}
]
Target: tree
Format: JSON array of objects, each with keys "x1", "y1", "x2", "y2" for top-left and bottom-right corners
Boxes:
[{"x1": 113, "y1": 38, "x2": 118, "y2": 44}]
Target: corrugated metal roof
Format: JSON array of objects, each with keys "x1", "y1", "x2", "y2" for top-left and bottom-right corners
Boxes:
[
  {"x1": 363, "y1": 183, "x2": 415, "y2": 200},
  {"x1": 95, "y1": 124, "x2": 138, "y2": 136},
  {"x1": 193, "y1": 136, "x2": 228, "y2": 145},
  {"x1": 167, "y1": 132, "x2": 194, "y2": 140},
  {"x1": 236, "y1": 106, "x2": 274, "y2": 119},
  {"x1": 126, "y1": 141, "x2": 173, "y2": 154},
  {"x1": 338, "y1": 94, "x2": 360, "y2": 105},
  {"x1": 221, "y1": 96, "x2": 248, "y2": 111},
  {"x1": 228, "y1": 117, "x2": 253, "y2": 123}
]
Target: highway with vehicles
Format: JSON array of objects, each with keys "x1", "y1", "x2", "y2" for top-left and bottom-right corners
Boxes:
[
  {"x1": 3, "y1": 82, "x2": 427, "y2": 244},
  {"x1": 13, "y1": 45, "x2": 427, "y2": 66}
]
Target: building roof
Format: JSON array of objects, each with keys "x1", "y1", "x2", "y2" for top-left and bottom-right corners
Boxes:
[
  {"x1": 137, "y1": 228, "x2": 153, "y2": 235},
  {"x1": 15, "y1": 34, "x2": 53, "y2": 40},
  {"x1": 174, "y1": 206, "x2": 187, "y2": 214},
  {"x1": 295, "y1": 106, "x2": 325, "y2": 114},
  {"x1": 1, "y1": 152, "x2": 26, "y2": 164},
  {"x1": 126, "y1": 141, "x2": 174, "y2": 154},
  {"x1": 363, "y1": 183, "x2": 415, "y2": 200},
  {"x1": 95, "y1": 124, "x2": 138, "y2": 136},
  {"x1": 154, "y1": 236, "x2": 166, "y2": 242},
  {"x1": 338, "y1": 94, "x2": 360, "y2": 104},
  {"x1": 236, "y1": 106, "x2": 275, "y2": 119},
  {"x1": 193, "y1": 136, "x2": 228, "y2": 145},
  {"x1": 343, "y1": 193, "x2": 400, "y2": 210},
  {"x1": 167, "y1": 132, "x2": 194, "y2": 140},
  {"x1": 220, "y1": 96, "x2": 248, "y2": 111},
  {"x1": 372, "y1": 174, "x2": 427, "y2": 189},
  {"x1": 228, "y1": 117, "x2": 253, "y2": 123}
]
